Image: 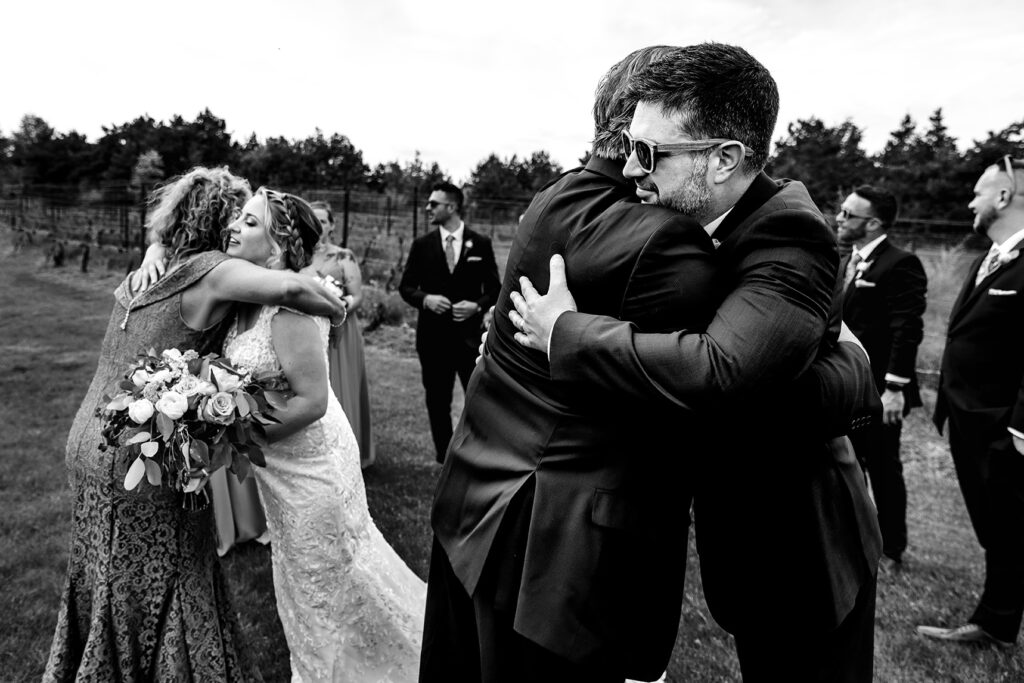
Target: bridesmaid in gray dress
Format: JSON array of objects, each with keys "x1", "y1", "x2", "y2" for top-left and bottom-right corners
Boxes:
[{"x1": 44, "y1": 167, "x2": 346, "y2": 682}]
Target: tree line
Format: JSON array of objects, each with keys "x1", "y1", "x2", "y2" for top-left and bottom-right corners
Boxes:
[{"x1": 2, "y1": 108, "x2": 1022, "y2": 222}]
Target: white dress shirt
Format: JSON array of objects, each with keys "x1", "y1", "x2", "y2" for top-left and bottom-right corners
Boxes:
[{"x1": 440, "y1": 222, "x2": 466, "y2": 264}]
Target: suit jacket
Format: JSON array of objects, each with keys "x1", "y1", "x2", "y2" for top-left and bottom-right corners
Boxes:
[
  {"x1": 398, "y1": 226, "x2": 500, "y2": 354},
  {"x1": 431, "y1": 156, "x2": 719, "y2": 679},
  {"x1": 934, "y1": 246, "x2": 1024, "y2": 441},
  {"x1": 840, "y1": 237, "x2": 927, "y2": 409},
  {"x1": 548, "y1": 173, "x2": 882, "y2": 635}
]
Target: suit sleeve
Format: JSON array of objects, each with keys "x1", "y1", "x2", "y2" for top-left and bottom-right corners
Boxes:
[
  {"x1": 549, "y1": 210, "x2": 837, "y2": 412},
  {"x1": 474, "y1": 236, "x2": 501, "y2": 312},
  {"x1": 884, "y1": 253, "x2": 927, "y2": 380},
  {"x1": 398, "y1": 239, "x2": 427, "y2": 309}
]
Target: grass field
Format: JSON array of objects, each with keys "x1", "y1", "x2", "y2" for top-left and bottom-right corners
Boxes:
[{"x1": 2, "y1": 239, "x2": 1023, "y2": 682}]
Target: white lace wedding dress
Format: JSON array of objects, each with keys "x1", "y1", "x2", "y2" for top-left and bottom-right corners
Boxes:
[{"x1": 224, "y1": 306, "x2": 425, "y2": 682}]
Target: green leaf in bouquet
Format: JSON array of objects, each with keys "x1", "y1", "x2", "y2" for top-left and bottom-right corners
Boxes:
[
  {"x1": 250, "y1": 426, "x2": 269, "y2": 447},
  {"x1": 243, "y1": 393, "x2": 259, "y2": 415},
  {"x1": 263, "y1": 390, "x2": 287, "y2": 411},
  {"x1": 106, "y1": 394, "x2": 132, "y2": 411},
  {"x1": 126, "y1": 431, "x2": 152, "y2": 445},
  {"x1": 210, "y1": 442, "x2": 229, "y2": 470},
  {"x1": 232, "y1": 451, "x2": 252, "y2": 482},
  {"x1": 140, "y1": 441, "x2": 160, "y2": 458},
  {"x1": 189, "y1": 439, "x2": 210, "y2": 466},
  {"x1": 119, "y1": 379, "x2": 136, "y2": 391},
  {"x1": 199, "y1": 358, "x2": 212, "y2": 381},
  {"x1": 247, "y1": 443, "x2": 266, "y2": 468},
  {"x1": 124, "y1": 456, "x2": 146, "y2": 490},
  {"x1": 235, "y1": 392, "x2": 250, "y2": 417},
  {"x1": 157, "y1": 412, "x2": 174, "y2": 441},
  {"x1": 144, "y1": 459, "x2": 162, "y2": 486},
  {"x1": 232, "y1": 421, "x2": 248, "y2": 445}
]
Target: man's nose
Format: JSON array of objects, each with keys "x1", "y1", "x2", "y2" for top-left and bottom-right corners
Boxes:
[{"x1": 622, "y1": 152, "x2": 642, "y2": 178}]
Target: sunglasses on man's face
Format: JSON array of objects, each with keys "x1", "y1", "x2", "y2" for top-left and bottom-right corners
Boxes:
[
  {"x1": 837, "y1": 208, "x2": 875, "y2": 222},
  {"x1": 620, "y1": 130, "x2": 751, "y2": 174},
  {"x1": 426, "y1": 200, "x2": 451, "y2": 209}
]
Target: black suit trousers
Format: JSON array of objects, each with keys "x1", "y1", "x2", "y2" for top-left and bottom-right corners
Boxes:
[
  {"x1": 850, "y1": 421, "x2": 907, "y2": 560},
  {"x1": 418, "y1": 343, "x2": 476, "y2": 463},
  {"x1": 733, "y1": 571, "x2": 876, "y2": 682},
  {"x1": 948, "y1": 419, "x2": 1024, "y2": 642},
  {"x1": 421, "y1": 486, "x2": 625, "y2": 683}
]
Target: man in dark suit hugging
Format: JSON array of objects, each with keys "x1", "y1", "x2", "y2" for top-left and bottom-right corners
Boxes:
[
  {"x1": 511, "y1": 44, "x2": 882, "y2": 680},
  {"x1": 429, "y1": 43, "x2": 880, "y2": 683},
  {"x1": 919, "y1": 156, "x2": 1024, "y2": 647},
  {"x1": 837, "y1": 186, "x2": 927, "y2": 571},
  {"x1": 399, "y1": 182, "x2": 500, "y2": 463}
]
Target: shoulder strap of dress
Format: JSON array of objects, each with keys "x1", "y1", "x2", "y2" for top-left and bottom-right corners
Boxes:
[{"x1": 129, "y1": 251, "x2": 231, "y2": 310}]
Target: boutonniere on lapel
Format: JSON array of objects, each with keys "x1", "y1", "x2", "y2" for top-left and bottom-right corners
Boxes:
[
  {"x1": 464, "y1": 239, "x2": 474, "y2": 252},
  {"x1": 996, "y1": 249, "x2": 1020, "y2": 267},
  {"x1": 852, "y1": 259, "x2": 875, "y2": 287}
]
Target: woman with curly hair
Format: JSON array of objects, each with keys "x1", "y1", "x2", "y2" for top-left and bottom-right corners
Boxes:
[
  {"x1": 45, "y1": 168, "x2": 346, "y2": 682},
  {"x1": 221, "y1": 188, "x2": 425, "y2": 682}
]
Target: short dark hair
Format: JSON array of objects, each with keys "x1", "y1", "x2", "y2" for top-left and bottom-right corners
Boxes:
[
  {"x1": 853, "y1": 185, "x2": 898, "y2": 228},
  {"x1": 625, "y1": 42, "x2": 779, "y2": 173},
  {"x1": 432, "y1": 182, "x2": 464, "y2": 213}
]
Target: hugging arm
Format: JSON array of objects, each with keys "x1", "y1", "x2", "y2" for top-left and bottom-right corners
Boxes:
[
  {"x1": 263, "y1": 310, "x2": 330, "y2": 442},
  {"x1": 548, "y1": 212, "x2": 838, "y2": 413}
]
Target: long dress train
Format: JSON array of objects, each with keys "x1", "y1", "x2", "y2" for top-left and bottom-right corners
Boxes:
[{"x1": 223, "y1": 305, "x2": 424, "y2": 682}]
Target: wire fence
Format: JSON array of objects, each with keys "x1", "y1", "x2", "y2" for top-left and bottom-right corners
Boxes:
[
  {"x1": 0, "y1": 183, "x2": 979, "y2": 384},
  {"x1": 0, "y1": 185, "x2": 531, "y2": 287}
]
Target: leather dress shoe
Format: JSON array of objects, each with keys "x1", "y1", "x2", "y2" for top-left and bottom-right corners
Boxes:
[{"x1": 917, "y1": 623, "x2": 1013, "y2": 648}]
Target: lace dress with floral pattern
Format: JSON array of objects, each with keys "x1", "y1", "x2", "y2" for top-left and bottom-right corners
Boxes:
[{"x1": 223, "y1": 305, "x2": 425, "y2": 683}]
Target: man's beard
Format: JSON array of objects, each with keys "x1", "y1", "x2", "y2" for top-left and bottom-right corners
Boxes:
[
  {"x1": 659, "y1": 154, "x2": 713, "y2": 220},
  {"x1": 973, "y1": 205, "x2": 997, "y2": 236}
]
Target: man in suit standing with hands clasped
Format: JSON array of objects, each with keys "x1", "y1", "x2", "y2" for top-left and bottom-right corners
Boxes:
[
  {"x1": 400, "y1": 182, "x2": 500, "y2": 463},
  {"x1": 919, "y1": 156, "x2": 1024, "y2": 647},
  {"x1": 837, "y1": 185, "x2": 927, "y2": 571}
]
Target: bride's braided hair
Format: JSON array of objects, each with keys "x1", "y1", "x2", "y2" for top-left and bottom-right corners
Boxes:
[
  {"x1": 146, "y1": 167, "x2": 251, "y2": 263},
  {"x1": 258, "y1": 188, "x2": 322, "y2": 271}
]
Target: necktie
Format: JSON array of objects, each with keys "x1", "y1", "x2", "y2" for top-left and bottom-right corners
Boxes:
[
  {"x1": 445, "y1": 235, "x2": 456, "y2": 273},
  {"x1": 975, "y1": 247, "x2": 1001, "y2": 286},
  {"x1": 844, "y1": 251, "x2": 862, "y2": 289}
]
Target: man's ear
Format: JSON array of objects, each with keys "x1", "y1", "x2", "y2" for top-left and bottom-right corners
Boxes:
[{"x1": 711, "y1": 143, "x2": 745, "y2": 184}]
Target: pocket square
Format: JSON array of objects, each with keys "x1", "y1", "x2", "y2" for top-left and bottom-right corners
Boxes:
[
  {"x1": 988, "y1": 288, "x2": 1018, "y2": 296},
  {"x1": 466, "y1": 256, "x2": 482, "y2": 262},
  {"x1": 854, "y1": 279, "x2": 876, "y2": 288}
]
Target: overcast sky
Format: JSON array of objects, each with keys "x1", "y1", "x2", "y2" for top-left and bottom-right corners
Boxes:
[{"x1": 4, "y1": 0, "x2": 1022, "y2": 183}]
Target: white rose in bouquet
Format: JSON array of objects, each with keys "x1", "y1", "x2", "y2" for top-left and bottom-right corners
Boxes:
[
  {"x1": 154, "y1": 391, "x2": 188, "y2": 420},
  {"x1": 127, "y1": 398, "x2": 155, "y2": 424},
  {"x1": 211, "y1": 366, "x2": 245, "y2": 393}
]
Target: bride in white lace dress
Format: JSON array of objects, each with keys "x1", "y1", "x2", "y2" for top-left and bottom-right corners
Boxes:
[{"x1": 222, "y1": 187, "x2": 425, "y2": 682}]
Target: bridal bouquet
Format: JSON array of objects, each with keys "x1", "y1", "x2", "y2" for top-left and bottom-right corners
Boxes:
[{"x1": 98, "y1": 347, "x2": 283, "y2": 507}]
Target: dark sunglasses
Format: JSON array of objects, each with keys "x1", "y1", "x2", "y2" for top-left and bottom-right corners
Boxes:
[
  {"x1": 837, "y1": 208, "x2": 875, "y2": 222},
  {"x1": 426, "y1": 200, "x2": 451, "y2": 209},
  {"x1": 621, "y1": 130, "x2": 751, "y2": 174}
]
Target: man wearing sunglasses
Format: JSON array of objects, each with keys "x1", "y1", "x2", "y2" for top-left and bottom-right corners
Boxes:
[
  {"x1": 399, "y1": 181, "x2": 500, "y2": 463},
  {"x1": 510, "y1": 43, "x2": 881, "y2": 680},
  {"x1": 919, "y1": 156, "x2": 1024, "y2": 648},
  {"x1": 835, "y1": 186, "x2": 927, "y2": 574}
]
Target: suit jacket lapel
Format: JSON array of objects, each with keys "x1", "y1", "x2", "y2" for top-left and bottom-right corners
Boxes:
[
  {"x1": 948, "y1": 251, "x2": 992, "y2": 331},
  {"x1": 454, "y1": 228, "x2": 475, "y2": 272},
  {"x1": 711, "y1": 172, "x2": 780, "y2": 246}
]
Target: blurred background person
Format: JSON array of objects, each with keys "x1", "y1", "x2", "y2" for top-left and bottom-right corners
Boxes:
[
  {"x1": 399, "y1": 182, "x2": 500, "y2": 464},
  {"x1": 311, "y1": 200, "x2": 376, "y2": 468},
  {"x1": 836, "y1": 185, "x2": 927, "y2": 571}
]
